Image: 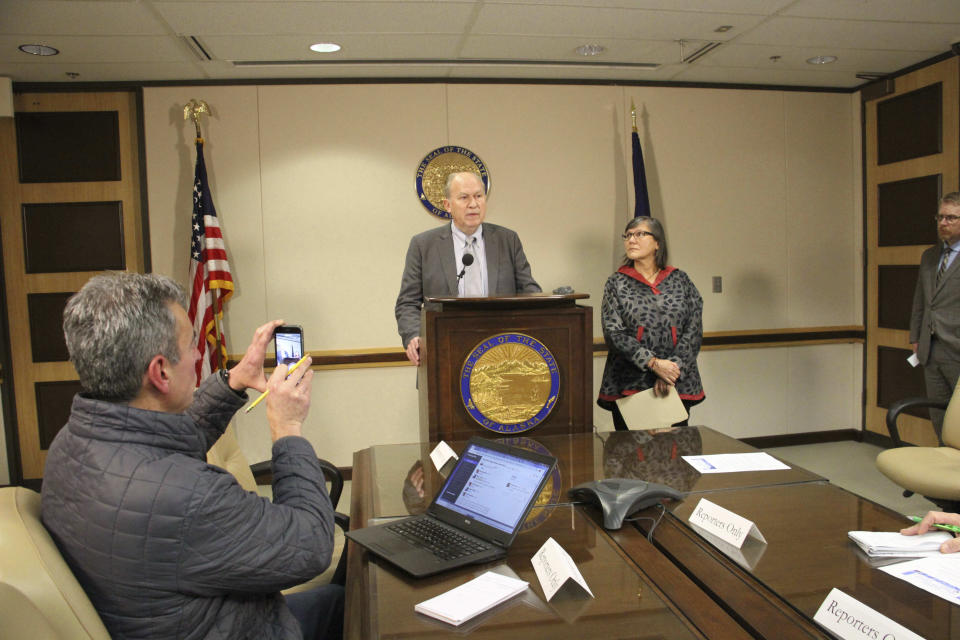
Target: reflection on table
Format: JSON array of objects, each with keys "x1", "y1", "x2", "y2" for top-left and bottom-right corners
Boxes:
[
  {"x1": 346, "y1": 429, "x2": 753, "y2": 639},
  {"x1": 644, "y1": 483, "x2": 960, "y2": 640}
]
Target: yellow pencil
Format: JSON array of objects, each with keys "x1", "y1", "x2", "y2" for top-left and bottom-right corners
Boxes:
[{"x1": 244, "y1": 354, "x2": 310, "y2": 413}]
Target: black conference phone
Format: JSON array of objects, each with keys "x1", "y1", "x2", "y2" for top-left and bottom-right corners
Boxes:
[{"x1": 568, "y1": 478, "x2": 683, "y2": 530}]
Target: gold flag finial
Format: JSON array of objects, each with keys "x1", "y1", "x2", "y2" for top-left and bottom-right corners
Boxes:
[
  {"x1": 630, "y1": 99, "x2": 637, "y2": 132},
  {"x1": 183, "y1": 99, "x2": 210, "y2": 141}
]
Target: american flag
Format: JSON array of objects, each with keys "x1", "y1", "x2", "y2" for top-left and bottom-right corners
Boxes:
[{"x1": 187, "y1": 139, "x2": 234, "y2": 385}]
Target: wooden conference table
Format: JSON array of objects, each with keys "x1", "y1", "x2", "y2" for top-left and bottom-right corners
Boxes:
[{"x1": 345, "y1": 427, "x2": 956, "y2": 639}]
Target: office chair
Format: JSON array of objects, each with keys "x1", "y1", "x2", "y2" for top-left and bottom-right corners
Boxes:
[
  {"x1": 206, "y1": 425, "x2": 349, "y2": 587},
  {"x1": 876, "y1": 388, "x2": 960, "y2": 512},
  {"x1": 0, "y1": 486, "x2": 111, "y2": 639}
]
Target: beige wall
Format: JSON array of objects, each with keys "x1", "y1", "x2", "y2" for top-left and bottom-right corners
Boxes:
[{"x1": 143, "y1": 83, "x2": 861, "y2": 467}]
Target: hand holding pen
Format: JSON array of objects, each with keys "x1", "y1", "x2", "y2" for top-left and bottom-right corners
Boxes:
[
  {"x1": 245, "y1": 354, "x2": 310, "y2": 413},
  {"x1": 260, "y1": 355, "x2": 313, "y2": 442},
  {"x1": 902, "y1": 512, "x2": 960, "y2": 554}
]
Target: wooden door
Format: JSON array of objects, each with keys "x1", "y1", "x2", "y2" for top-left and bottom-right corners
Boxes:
[
  {"x1": 0, "y1": 91, "x2": 145, "y2": 480},
  {"x1": 864, "y1": 57, "x2": 960, "y2": 444}
]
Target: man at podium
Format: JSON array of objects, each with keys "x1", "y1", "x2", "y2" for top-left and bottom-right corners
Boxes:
[{"x1": 395, "y1": 171, "x2": 541, "y2": 365}]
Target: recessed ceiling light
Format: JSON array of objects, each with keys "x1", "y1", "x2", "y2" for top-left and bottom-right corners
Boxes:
[
  {"x1": 714, "y1": 25, "x2": 734, "y2": 33},
  {"x1": 806, "y1": 55, "x2": 838, "y2": 65},
  {"x1": 18, "y1": 43, "x2": 59, "y2": 56},
  {"x1": 309, "y1": 43, "x2": 341, "y2": 54},
  {"x1": 575, "y1": 44, "x2": 605, "y2": 57}
]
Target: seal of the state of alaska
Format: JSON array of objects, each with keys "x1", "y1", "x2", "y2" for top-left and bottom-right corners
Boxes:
[
  {"x1": 460, "y1": 332, "x2": 560, "y2": 434},
  {"x1": 415, "y1": 146, "x2": 490, "y2": 218}
]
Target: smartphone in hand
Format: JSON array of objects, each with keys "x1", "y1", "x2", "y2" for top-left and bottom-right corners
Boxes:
[{"x1": 273, "y1": 325, "x2": 304, "y2": 367}]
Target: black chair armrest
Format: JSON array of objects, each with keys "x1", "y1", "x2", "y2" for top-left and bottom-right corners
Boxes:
[
  {"x1": 249, "y1": 457, "x2": 345, "y2": 510},
  {"x1": 886, "y1": 397, "x2": 948, "y2": 447}
]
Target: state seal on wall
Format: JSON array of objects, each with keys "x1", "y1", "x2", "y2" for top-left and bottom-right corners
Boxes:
[
  {"x1": 460, "y1": 332, "x2": 560, "y2": 434},
  {"x1": 415, "y1": 146, "x2": 490, "y2": 218}
]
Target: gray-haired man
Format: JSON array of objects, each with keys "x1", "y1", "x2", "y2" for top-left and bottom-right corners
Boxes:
[{"x1": 42, "y1": 272, "x2": 342, "y2": 639}]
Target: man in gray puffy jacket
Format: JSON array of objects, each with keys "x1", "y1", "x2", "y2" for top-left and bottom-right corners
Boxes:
[{"x1": 41, "y1": 272, "x2": 342, "y2": 639}]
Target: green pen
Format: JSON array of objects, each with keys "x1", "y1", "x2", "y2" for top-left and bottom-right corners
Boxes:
[{"x1": 908, "y1": 516, "x2": 960, "y2": 534}]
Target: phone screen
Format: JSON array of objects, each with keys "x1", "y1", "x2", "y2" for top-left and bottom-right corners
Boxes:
[{"x1": 274, "y1": 326, "x2": 304, "y2": 366}]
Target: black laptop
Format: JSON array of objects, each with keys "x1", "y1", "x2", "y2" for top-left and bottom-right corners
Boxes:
[{"x1": 346, "y1": 436, "x2": 557, "y2": 577}]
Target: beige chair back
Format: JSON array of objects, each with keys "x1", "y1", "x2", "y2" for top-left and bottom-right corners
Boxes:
[
  {"x1": 0, "y1": 487, "x2": 110, "y2": 639},
  {"x1": 207, "y1": 423, "x2": 258, "y2": 492},
  {"x1": 943, "y1": 382, "x2": 960, "y2": 449}
]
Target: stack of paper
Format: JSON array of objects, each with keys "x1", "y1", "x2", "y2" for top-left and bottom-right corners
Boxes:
[
  {"x1": 848, "y1": 530, "x2": 953, "y2": 557},
  {"x1": 414, "y1": 571, "x2": 528, "y2": 626}
]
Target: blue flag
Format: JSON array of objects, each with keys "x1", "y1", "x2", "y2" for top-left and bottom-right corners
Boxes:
[{"x1": 632, "y1": 130, "x2": 651, "y2": 218}]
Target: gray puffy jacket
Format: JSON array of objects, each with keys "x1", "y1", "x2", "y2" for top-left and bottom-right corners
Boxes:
[{"x1": 41, "y1": 373, "x2": 335, "y2": 639}]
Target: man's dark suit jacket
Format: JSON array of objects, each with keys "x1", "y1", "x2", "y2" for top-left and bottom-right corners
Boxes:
[
  {"x1": 395, "y1": 222, "x2": 541, "y2": 348},
  {"x1": 910, "y1": 243, "x2": 960, "y2": 364}
]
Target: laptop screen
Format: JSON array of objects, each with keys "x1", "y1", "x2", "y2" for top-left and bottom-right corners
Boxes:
[{"x1": 433, "y1": 441, "x2": 553, "y2": 534}]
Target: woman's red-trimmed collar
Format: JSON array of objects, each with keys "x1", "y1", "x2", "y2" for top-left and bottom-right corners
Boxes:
[{"x1": 618, "y1": 265, "x2": 676, "y2": 288}]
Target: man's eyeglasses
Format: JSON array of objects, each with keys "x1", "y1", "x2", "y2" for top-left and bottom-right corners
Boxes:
[
  {"x1": 935, "y1": 214, "x2": 960, "y2": 224},
  {"x1": 623, "y1": 231, "x2": 655, "y2": 240}
]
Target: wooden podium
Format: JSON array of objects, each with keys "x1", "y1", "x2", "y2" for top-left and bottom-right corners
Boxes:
[{"x1": 418, "y1": 293, "x2": 593, "y2": 442}]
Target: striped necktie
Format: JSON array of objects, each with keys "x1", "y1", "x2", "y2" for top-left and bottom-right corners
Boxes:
[{"x1": 938, "y1": 246, "x2": 953, "y2": 284}]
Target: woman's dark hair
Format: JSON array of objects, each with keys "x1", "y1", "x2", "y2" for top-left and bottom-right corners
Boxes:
[{"x1": 621, "y1": 217, "x2": 668, "y2": 269}]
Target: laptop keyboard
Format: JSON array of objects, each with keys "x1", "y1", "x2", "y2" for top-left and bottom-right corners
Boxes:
[{"x1": 387, "y1": 518, "x2": 492, "y2": 561}]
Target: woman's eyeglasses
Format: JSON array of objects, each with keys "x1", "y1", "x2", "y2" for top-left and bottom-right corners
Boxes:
[{"x1": 623, "y1": 231, "x2": 655, "y2": 240}]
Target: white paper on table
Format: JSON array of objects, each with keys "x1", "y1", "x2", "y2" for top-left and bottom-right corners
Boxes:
[
  {"x1": 681, "y1": 452, "x2": 790, "y2": 474},
  {"x1": 414, "y1": 571, "x2": 528, "y2": 626},
  {"x1": 429, "y1": 441, "x2": 458, "y2": 472},
  {"x1": 879, "y1": 556, "x2": 960, "y2": 605},
  {"x1": 848, "y1": 530, "x2": 953, "y2": 557}
]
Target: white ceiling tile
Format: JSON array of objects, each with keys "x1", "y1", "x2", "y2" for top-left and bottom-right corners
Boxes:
[
  {"x1": 782, "y1": 0, "x2": 960, "y2": 24},
  {"x1": 482, "y1": 0, "x2": 793, "y2": 14},
  {"x1": 472, "y1": 5, "x2": 766, "y2": 40},
  {"x1": 739, "y1": 16, "x2": 960, "y2": 51},
  {"x1": 202, "y1": 34, "x2": 463, "y2": 61},
  {"x1": 0, "y1": 35, "x2": 193, "y2": 63},
  {"x1": 672, "y1": 63, "x2": 860, "y2": 88},
  {"x1": 460, "y1": 35, "x2": 675, "y2": 63},
  {"x1": 701, "y1": 42, "x2": 941, "y2": 72},
  {"x1": 153, "y1": 2, "x2": 477, "y2": 35},
  {"x1": 0, "y1": 1, "x2": 168, "y2": 36}
]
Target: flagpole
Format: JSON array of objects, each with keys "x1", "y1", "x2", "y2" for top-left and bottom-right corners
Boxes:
[
  {"x1": 631, "y1": 99, "x2": 637, "y2": 133},
  {"x1": 184, "y1": 99, "x2": 226, "y2": 373}
]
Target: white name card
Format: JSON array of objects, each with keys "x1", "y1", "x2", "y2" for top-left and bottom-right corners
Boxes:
[
  {"x1": 688, "y1": 498, "x2": 766, "y2": 549},
  {"x1": 814, "y1": 588, "x2": 924, "y2": 640},
  {"x1": 429, "y1": 441, "x2": 458, "y2": 472},
  {"x1": 531, "y1": 537, "x2": 593, "y2": 601}
]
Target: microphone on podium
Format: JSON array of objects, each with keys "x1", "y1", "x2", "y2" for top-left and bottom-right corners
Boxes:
[{"x1": 457, "y1": 252, "x2": 474, "y2": 283}]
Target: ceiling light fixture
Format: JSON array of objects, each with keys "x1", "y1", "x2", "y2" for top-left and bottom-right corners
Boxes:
[
  {"x1": 18, "y1": 44, "x2": 59, "y2": 56},
  {"x1": 806, "y1": 55, "x2": 837, "y2": 65},
  {"x1": 574, "y1": 44, "x2": 605, "y2": 57},
  {"x1": 310, "y1": 43, "x2": 342, "y2": 53},
  {"x1": 714, "y1": 25, "x2": 734, "y2": 33}
]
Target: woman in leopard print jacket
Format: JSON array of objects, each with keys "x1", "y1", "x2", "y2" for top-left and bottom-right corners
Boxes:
[{"x1": 597, "y1": 217, "x2": 704, "y2": 430}]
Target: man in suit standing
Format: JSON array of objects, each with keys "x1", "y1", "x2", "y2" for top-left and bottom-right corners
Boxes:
[
  {"x1": 395, "y1": 171, "x2": 541, "y2": 365},
  {"x1": 911, "y1": 192, "x2": 960, "y2": 433}
]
